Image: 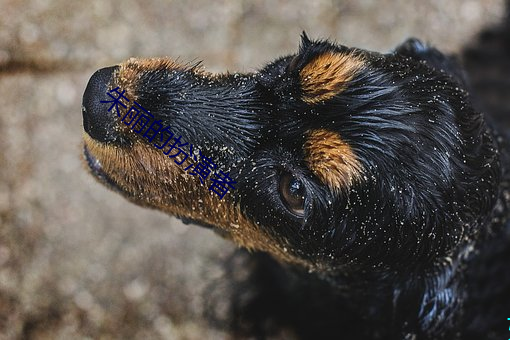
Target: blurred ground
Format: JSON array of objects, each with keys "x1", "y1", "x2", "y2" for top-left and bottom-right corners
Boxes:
[{"x1": 0, "y1": 0, "x2": 505, "y2": 339}]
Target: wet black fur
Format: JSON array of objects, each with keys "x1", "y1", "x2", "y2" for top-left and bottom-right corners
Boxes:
[
  {"x1": 87, "y1": 5, "x2": 510, "y2": 340},
  {"x1": 206, "y1": 21, "x2": 510, "y2": 340},
  {"x1": 202, "y1": 29, "x2": 510, "y2": 338}
]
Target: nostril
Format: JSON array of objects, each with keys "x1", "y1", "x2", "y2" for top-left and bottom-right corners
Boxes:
[{"x1": 82, "y1": 66, "x2": 121, "y2": 143}]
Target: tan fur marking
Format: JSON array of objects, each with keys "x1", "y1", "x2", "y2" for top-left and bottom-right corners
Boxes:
[
  {"x1": 304, "y1": 129, "x2": 363, "y2": 192},
  {"x1": 83, "y1": 134, "x2": 311, "y2": 269},
  {"x1": 300, "y1": 52, "x2": 364, "y2": 104}
]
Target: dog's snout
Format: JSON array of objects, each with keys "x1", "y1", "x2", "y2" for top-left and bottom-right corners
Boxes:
[{"x1": 82, "y1": 66, "x2": 121, "y2": 143}]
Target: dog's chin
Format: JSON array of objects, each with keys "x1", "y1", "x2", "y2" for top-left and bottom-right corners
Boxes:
[
  {"x1": 83, "y1": 143, "x2": 227, "y2": 234},
  {"x1": 83, "y1": 144, "x2": 130, "y2": 196}
]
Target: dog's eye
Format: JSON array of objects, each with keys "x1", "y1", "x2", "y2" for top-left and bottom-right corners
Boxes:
[{"x1": 279, "y1": 172, "x2": 306, "y2": 217}]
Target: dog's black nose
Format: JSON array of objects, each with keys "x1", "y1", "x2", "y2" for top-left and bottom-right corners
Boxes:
[{"x1": 82, "y1": 66, "x2": 122, "y2": 143}]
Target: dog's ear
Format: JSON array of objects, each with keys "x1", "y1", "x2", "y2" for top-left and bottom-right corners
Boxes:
[{"x1": 394, "y1": 38, "x2": 468, "y2": 87}]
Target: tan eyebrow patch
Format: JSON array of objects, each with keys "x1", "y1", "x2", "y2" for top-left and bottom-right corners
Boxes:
[
  {"x1": 304, "y1": 129, "x2": 363, "y2": 192},
  {"x1": 300, "y1": 52, "x2": 364, "y2": 104}
]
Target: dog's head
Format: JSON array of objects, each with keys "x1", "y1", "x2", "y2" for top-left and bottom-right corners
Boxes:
[{"x1": 82, "y1": 34, "x2": 499, "y2": 275}]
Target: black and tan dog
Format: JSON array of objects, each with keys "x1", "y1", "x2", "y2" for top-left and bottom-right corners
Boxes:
[{"x1": 81, "y1": 21, "x2": 510, "y2": 339}]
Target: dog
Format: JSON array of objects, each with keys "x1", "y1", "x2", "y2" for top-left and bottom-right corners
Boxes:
[{"x1": 81, "y1": 22, "x2": 510, "y2": 340}]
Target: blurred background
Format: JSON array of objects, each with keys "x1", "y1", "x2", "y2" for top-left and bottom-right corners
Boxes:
[{"x1": 0, "y1": 0, "x2": 505, "y2": 339}]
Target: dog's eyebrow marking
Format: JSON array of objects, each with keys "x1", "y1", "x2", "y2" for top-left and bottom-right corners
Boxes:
[
  {"x1": 300, "y1": 51, "x2": 364, "y2": 104},
  {"x1": 304, "y1": 129, "x2": 363, "y2": 192}
]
